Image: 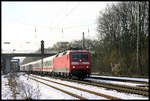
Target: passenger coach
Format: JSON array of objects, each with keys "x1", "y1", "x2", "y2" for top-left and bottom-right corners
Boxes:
[{"x1": 20, "y1": 48, "x2": 92, "y2": 79}]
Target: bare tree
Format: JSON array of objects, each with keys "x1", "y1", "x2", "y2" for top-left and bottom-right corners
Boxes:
[{"x1": 96, "y1": 1, "x2": 149, "y2": 75}]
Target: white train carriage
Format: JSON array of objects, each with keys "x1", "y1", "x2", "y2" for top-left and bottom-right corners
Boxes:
[
  {"x1": 20, "y1": 55, "x2": 56, "y2": 73},
  {"x1": 42, "y1": 55, "x2": 56, "y2": 72}
]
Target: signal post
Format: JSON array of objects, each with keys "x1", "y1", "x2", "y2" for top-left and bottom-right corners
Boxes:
[{"x1": 41, "y1": 40, "x2": 44, "y2": 74}]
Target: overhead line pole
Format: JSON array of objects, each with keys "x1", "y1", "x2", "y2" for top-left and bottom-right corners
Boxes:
[
  {"x1": 137, "y1": 2, "x2": 142, "y2": 74},
  {"x1": 82, "y1": 32, "x2": 85, "y2": 49}
]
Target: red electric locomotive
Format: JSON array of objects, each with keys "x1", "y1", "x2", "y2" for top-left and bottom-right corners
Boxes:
[{"x1": 53, "y1": 48, "x2": 91, "y2": 79}]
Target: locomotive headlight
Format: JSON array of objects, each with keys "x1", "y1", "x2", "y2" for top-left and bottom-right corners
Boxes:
[
  {"x1": 86, "y1": 66, "x2": 89, "y2": 68},
  {"x1": 73, "y1": 66, "x2": 76, "y2": 68}
]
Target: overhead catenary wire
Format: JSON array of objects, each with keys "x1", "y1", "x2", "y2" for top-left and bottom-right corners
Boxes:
[
  {"x1": 12, "y1": 2, "x2": 96, "y2": 43},
  {"x1": 52, "y1": 2, "x2": 80, "y2": 29},
  {"x1": 13, "y1": 2, "x2": 95, "y2": 35}
]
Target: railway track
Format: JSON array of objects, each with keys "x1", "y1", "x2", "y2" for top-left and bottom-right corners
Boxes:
[
  {"x1": 50, "y1": 76, "x2": 149, "y2": 97},
  {"x1": 89, "y1": 76, "x2": 148, "y2": 84},
  {"x1": 84, "y1": 79, "x2": 149, "y2": 96},
  {"x1": 91, "y1": 74, "x2": 148, "y2": 79},
  {"x1": 29, "y1": 75, "x2": 122, "y2": 100},
  {"x1": 29, "y1": 77, "x2": 87, "y2": 100}
]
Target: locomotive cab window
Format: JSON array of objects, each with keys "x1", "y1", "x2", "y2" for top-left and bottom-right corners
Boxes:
[
  {"x1": 71, "y1": 53, "x2": 88, "y2": 60},
  {"x1": 62, "y1": 51, "x2": 67, "y2": 56}
]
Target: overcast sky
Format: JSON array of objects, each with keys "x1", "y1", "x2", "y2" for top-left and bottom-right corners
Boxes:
[{"x1": 2, "y1": 1, "x2": 115, "y2": 52}]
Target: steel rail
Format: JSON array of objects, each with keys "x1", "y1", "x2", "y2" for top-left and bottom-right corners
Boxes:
[
  {"x1": 49, "y1": 76, "x2": 149, "y2": 96},
  {"x1": 29, "y1": 77, "x2": 87, "y2": 100},
  {"x1": 89, "y1": 76, "x2": 148, "y2": 84},
  {"x1": 31, "y1": 75, "x2": 122, "y2": 100}
]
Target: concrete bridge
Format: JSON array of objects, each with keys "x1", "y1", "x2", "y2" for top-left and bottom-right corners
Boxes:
[
  {"x1": 1, "y1": 50, "x2": 57, "y2": 74},
  {"x1": 2, "y1": 52, "x2": 57, "y2": 57}
]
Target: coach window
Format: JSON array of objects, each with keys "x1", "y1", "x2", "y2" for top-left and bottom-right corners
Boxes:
[
  {"x1": 33, "y1": 64, "x2": 35, "y2": 68},
  {"x1": 49, "y1": 61, "x2": 51, "y2": 66},
  {"x1": 46, "y1": 61, "x2": 49, "y2": 66},
  {"x1": 45, "y1": 61, "x2": 47, "y2": 66},
  {"x1": 34, "y1": 63, "x2": 36, "y2": 67},
  {"x1": 43, "y1": 62, "x2": 45, "y2": 66},
  {"x1": 46, "y1": 62, "x2": 48, "y2": 66},
  {"x1": 47, "y1": 61, "x2": 49, "y2": 66},
  {"x1": 35, "y1": 63, "x2": 37, "y2": 67},
  {"x1": 37, "y1": 63, "x2": 40, "y2": 68},
  {"x1": 51, "y1": 61, "x2": 53, "y2": 66},
  {"x1": 44, "y1": 62, "x2": 46, "y2": 66},
  {"x1": 48, "y1": 61, "x2": 50, "y2": 66}
]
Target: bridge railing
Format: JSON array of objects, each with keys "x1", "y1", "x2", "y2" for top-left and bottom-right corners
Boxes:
[{"x1": 2, "y1": 50, "x2": 57, "y2": 54}]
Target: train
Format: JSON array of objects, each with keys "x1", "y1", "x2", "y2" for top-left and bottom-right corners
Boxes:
[{"x1": 20, "y1": 48, "x2": 92, "y2": 79}]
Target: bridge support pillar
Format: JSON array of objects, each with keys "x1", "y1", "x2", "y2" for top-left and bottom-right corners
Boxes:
[
  {"x1": 11, "y1": 59, "x2": 20, "y2": 72},
  {"x1": 5, "y1": 57, "x2": 11, "y2": 73}
]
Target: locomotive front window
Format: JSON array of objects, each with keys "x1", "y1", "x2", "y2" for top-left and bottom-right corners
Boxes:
[{"x1": 71, "y1": 53, "x2": 88, "y2": 60}]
